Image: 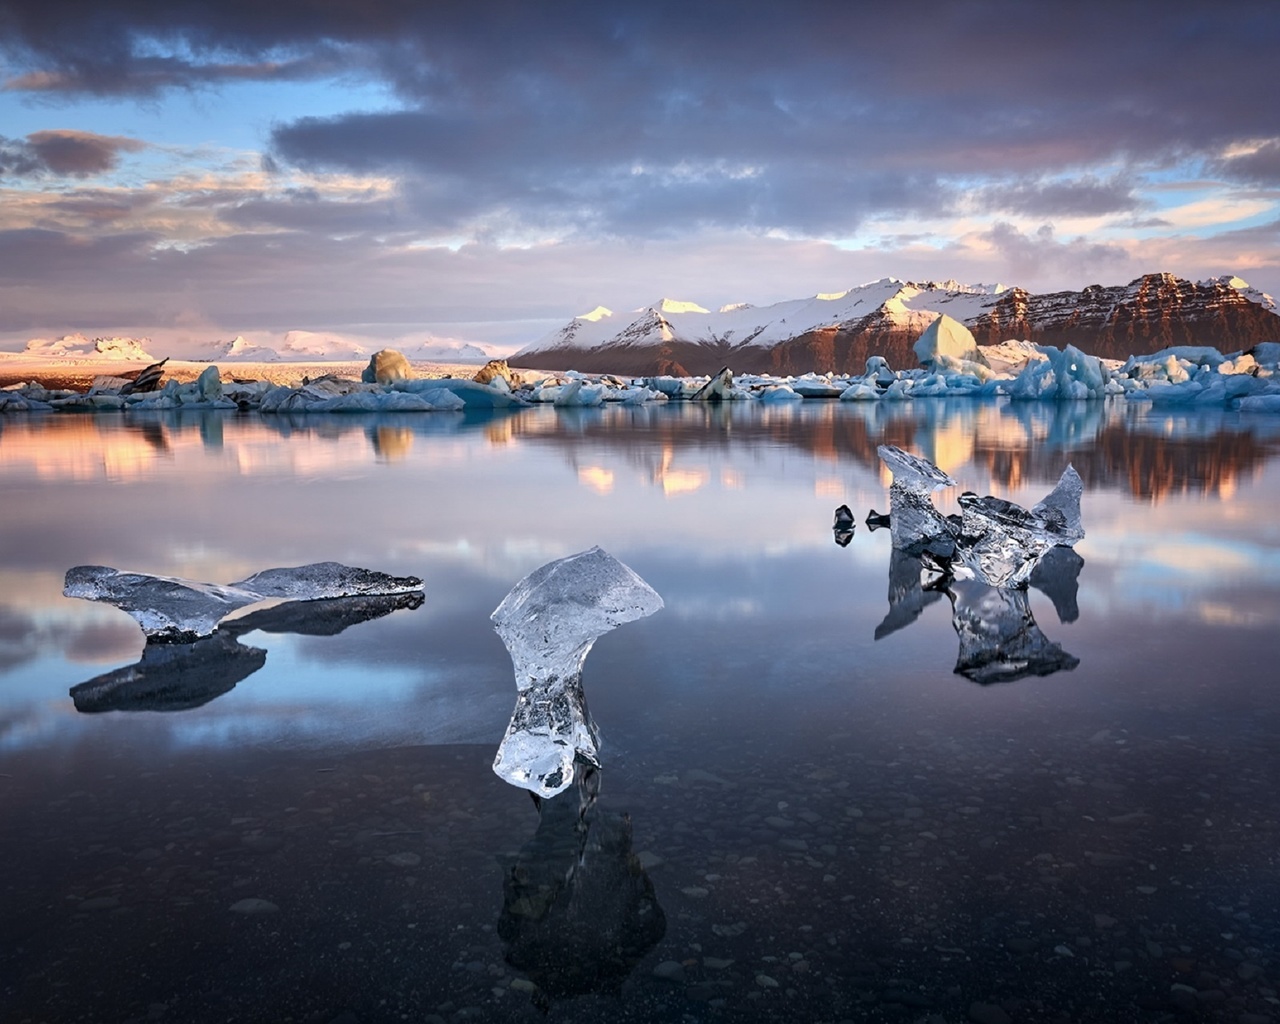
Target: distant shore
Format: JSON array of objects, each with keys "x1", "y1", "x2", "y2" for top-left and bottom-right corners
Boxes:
[{"x1": 0, "y1": 354, "x2": 529, "y2": 392}]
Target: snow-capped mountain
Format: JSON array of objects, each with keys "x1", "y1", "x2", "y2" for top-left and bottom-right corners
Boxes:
[
  {"x1": 515, "y1": 274, "x2": 1280, "y2": 375},
  {"x1": 21, "y1": 335, "x2": 158, "y2": 361}
]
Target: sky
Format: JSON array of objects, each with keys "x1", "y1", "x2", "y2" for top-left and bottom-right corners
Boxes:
[{"x1": 1, "y1": 0, "x2": 1278, "y2": 357}]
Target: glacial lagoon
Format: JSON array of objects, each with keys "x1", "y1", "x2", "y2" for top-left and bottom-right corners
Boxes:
[{"x1": 2, "y1": 398, "x2": 1280, "y2": 1023}]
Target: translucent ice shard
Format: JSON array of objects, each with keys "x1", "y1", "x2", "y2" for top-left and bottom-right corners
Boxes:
[
  {"x1": 63, "y1": 567, "x2": 263, "y2": 642},
  {"x1": 64, "y1": 561, "x2": 423, "y2": 642},
  {"x1": 68, "y1": 592, "x2": 424, "y2": 713},
  {"x1": 1030, "y1": 465, "x2": 1086, "y2": 543},
  {"x1": 491, "y1": 547, "x2": 663, "y2": 797},
  {"x1": 949, "y1": 581, "x2": 1079, "y2": 684},
  {"x1": 955, "y1": 493, "x2": 1061, "y2": 588},
  {"x1": 956, "y1": 467, "x2": 1086, "y2": 588},
  {"x1": 876, "y1": 445, "x2": 959, "y2": 553}
]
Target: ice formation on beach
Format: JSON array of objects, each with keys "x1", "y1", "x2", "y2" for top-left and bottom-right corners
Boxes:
[
  {"x1": 63, "y1": 561, "x2": 423, "y2": 642},
  {"x1": 491, "y1": 547, "x2": 663, "y2": 797},
  {"x1": 876, "y1": 447, "x2": 1085, "y2": 588}
]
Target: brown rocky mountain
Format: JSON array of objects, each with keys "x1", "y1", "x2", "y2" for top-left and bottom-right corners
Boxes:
[{"x1": 516, "y1": 273, "x2": 1280, "y2": 375}]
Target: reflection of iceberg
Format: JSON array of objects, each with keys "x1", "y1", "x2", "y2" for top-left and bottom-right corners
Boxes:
[
  {"x1": 949, "y1": 581, "x2": 1080, "y2": 684},
  {"x1": 68, "y1": 593, "x2": 423, "y2": 713},
  {"x1": 499, "y1": 768, "x2": 665, "y2": 1006},
  {"x1": 70, "y1": 632, "x2": 267, "y2": 712},
  {"x1": 874, "y1": 549, "x2": 949, "y2": 640},
  {"x1": 491, "y1": 547, "x2": 663, "y2": 797},
  {"x1": 63, "y1": 561, "x2": 423, "y2": 642},
  {"x1": 875, "y1": 546, "x2": 1082, "y2": 684}
]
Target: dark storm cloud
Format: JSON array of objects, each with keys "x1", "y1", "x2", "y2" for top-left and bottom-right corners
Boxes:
[
  {"x1": 977, "y1": 176, "x2": 1142, "y2": 218},
  {"x1": 0, "y1": 129, "x2": 144, "y2": 178},
  {"x1": 3, "y1": 2, "x2": 1277, "y2": 235},
  {"x1": 1213, "y1": 140, "x2": 1280, "y2": 185}
]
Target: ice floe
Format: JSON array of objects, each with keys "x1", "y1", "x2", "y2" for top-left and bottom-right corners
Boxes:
[{"x1": 63, "y1": 561, "x2": 423, "y2": 642}]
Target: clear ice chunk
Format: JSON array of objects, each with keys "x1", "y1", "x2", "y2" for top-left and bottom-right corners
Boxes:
[
  {"x1": 949, "y1": 581, "x2": 1079, "y2": 684},
  {"x1": 956, "y1": 466, "x2": 1086, "y2": 588},
  {"x1": 956, "y1": 493, "x2": 1061, "y2": 588},
  {"x1": 491, "y1": 547, "x2": 663, "y2": 797},
  {"x1": 63, "y1": 561, "x2": 423, "y2": 642},
  {"x1": 1030, "y1": 465, "x2": 1086, "y2": 543},
  {"x1": 876, "y1": 444, "x2": 958, "y2": 553}
]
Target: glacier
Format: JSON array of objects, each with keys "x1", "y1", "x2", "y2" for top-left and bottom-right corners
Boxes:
[{"x1": 490, "y1": 547, "x2": 663, "y2": 798}]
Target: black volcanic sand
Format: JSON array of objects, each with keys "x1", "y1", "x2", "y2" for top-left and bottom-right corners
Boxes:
[{"x1": 3, "y1": 724, "x2": 1278, "y2": 1024}]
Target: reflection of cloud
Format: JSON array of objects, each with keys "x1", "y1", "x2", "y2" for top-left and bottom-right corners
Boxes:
[
  {"x1": 577, "y1": 465, "x2": 614, "y2": 494},
  {"x1": 1196, "y1": 602, "x2": 1272, "y2": 627}
]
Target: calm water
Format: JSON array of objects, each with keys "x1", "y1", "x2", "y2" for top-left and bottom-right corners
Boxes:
[{"x1": 2, "y1": 399, "x2": 1279, "y2": 1024}]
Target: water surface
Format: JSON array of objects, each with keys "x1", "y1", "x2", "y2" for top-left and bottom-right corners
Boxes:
[{"x1": 2, "y1": 399, "x2": 1279, "y2": 1023}]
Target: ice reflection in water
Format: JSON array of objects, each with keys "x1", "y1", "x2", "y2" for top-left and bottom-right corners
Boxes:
[
  {"x1": 69, "y1": 593, "x2": 425, "y2": 713},
  {"x1": 499, "y1": 767, "x2": 665, "y2": 1008},
  {"x1": 876, "y1": 545, "x2": 1083, "y2": 684}
]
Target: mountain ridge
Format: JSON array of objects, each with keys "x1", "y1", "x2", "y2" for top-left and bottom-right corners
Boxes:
[{"x1": 515, "y1": 273, "x2": 1280, "y2": 375}]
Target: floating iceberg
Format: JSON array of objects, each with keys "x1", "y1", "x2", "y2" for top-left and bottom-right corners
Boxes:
[
  {"x1": 63, "y1": 561, "x2": 423, "y2": 642},
  {"x1": 491, "y1": 547, "x2": 663, "y2": 797},
  {"x1": 876, "y1": 447, "x2": 1085, "y2": 587}
]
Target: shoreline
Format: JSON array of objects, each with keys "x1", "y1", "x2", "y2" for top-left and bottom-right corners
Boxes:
[{"x1": 0, "y1": 355, "x2": 521, "y2": 392}]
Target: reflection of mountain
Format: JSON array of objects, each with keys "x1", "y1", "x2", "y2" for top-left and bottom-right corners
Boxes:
[
  {"x1": 69, "y1": 593, "x2": 423, "y2": 713},
  {"x1": 507, "y1": 400, "x2": 1280, "y2": 504},
  {"x1": 875, "y1": 548, "x2": 1081, "y2": 685},
  {"x1": 498, "y1": 769, "x2": 665, "y2": 1007}
]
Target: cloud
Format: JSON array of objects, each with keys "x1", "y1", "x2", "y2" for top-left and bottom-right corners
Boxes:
[
  {"x1": 3, "y1": 1, "x2": 1279, "y2": 241},
  {"x1": 976, "y1": 176, "x2": 1142, "y2": 218},
  {"x1": 1213, "y1": 138, "x2": 1280, "y2": 185},
  {"x1": 979, "y1": 222, "x2": 1130, "y2": 280},
  {"x1": 0, "y1": 129, "x2": 145, "y2": 179}
]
